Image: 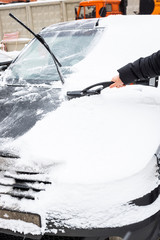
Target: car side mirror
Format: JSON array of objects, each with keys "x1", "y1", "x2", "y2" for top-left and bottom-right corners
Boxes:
[
  {"x1": 99, "y1": 7, "x2": 106, "y2": 17},
  {"x1": 75, "y1": 7, "x2": 78, "y2": 20}
]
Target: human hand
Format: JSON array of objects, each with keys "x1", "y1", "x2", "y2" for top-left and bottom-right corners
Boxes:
[{"x1": 110, "y1": 75, "x2": 124, "y2": 88}]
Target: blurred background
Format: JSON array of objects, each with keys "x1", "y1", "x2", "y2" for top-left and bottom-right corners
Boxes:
[{"x1": 0, "y1": 0, "x2": 159, "y2": 51}]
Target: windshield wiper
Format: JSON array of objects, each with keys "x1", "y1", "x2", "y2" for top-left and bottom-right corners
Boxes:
[
  {"x1": 0, "y1": 150, "x2": 20, "y2": 159},
  {"x1": 9, "y1": 13, "x2": 64, "y2": 84},
  {"x1": 67, "y1": 81, "x2": 113, "y2": 99}
]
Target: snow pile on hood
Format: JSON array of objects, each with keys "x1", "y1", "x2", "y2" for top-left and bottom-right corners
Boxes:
[{"x1": 12, "y1": 86, "x2": 160, "y2": 184}]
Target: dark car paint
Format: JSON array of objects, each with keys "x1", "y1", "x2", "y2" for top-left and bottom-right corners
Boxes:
[{"x1": 0, "y1": 85, "x2": 62, "y2": 139}]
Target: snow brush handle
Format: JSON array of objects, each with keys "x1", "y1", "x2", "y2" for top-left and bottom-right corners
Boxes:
[
  {"x1": 82, "y1": 81, "x2": 114, "y2": 94},
  {"x1": 67, "y1": 81, "x2": 114, "y2": 99}
]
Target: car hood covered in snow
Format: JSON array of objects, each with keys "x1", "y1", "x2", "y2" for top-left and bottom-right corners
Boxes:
[{"x1": 0, "y1": 15, "x2": 160, "y2": 236}]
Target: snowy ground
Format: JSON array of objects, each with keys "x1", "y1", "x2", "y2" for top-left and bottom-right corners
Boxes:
[{"x1": 1, "y1": 15, "x2": 160, "y2": 235}]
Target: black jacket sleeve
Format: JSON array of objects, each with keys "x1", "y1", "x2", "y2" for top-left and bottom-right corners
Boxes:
[{"x1": 117, "y1": 50, "x2": 160, "y2": 85}]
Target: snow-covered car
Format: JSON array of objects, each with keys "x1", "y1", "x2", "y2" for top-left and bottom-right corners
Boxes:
[
  {"x1": 0, "y1": 15, "x2": 160, "y2": 240},
  {"x1": 0, "y1": 50, "x2": 12, "y2": 73},
  {"x1": 0, "y1": 50, "x2": 19, "y2": 73}
]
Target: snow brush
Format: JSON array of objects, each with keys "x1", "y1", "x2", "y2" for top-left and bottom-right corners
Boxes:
[
  {"x1": 67, "y1": 81, "x2": 113, "y2": 99},
  {"x1": 67, "y1": 76, "x2": 159, "y2": 99}
]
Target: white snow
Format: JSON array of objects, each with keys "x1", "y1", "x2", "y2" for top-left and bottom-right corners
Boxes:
[
  {"x1": 1, "y1": 15, "x2": 160, "y2": 234},
  {"x1": 0, "y1": 219, "x2": 41, "y2": 235},
  {"x1": 0, "y1": 50, "x2": 19, "y2": 61}
]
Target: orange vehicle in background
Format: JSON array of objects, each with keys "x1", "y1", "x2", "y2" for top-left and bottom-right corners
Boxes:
[
  {"x1": 75, "y1": 0, "x2": 127, "y2": 19},
  {"x1": 75, "y1": 0, "x2": 160, "y2": 20},
  {"x1": 0, "y1": 0, "x2": 36, "y2": 4},
  {"x1": 140, "y1": 0, "x2": 160, "y2": 15}
]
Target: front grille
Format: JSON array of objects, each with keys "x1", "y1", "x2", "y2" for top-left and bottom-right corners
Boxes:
[{"x1": 0, "y1": 168, "x2": 51, "y2": 200}]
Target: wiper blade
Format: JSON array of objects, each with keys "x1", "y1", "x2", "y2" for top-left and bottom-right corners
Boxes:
[
  {"x1": 9, "y1": 13, "x2": 64, "y2": 84},
  {"x1": 0, "y1": 150, "x2": 20, "y2": 159},
  {"x1": 6, "y1": 84, "x2": 54, "y2": 89},
  {"x1": 67, "y1": 81, "x2": 113, "y2": 99},
  {"x1": 7, "y1": 84, "x2": 26, "y2": 87}
]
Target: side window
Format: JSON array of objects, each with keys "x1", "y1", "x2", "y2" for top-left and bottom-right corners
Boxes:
[
  {"x1": 79, "y1": 6, "x2": 85, "y2": 19},
  {"x1": 85, "y1": 6, "x2": 96, "y2": 18},
  {"x1": 106, "y1": 4, "x2": 112, "y2": 12}
]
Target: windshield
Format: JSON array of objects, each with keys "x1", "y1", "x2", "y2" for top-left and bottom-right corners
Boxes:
[{"x1": 3, "y1": 28, "x2": 103, "y2": 85}]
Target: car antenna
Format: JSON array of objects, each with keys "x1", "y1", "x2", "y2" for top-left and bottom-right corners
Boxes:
[
  {"x1": 9, "y1": 13, "x2": 64, "y2": 84},
  {"x1": 95, "y1": 19, "x2": 100, "y2": 27},
  {"x1": 95, "y1": 5, "x2": 106, "y2": 26}
]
